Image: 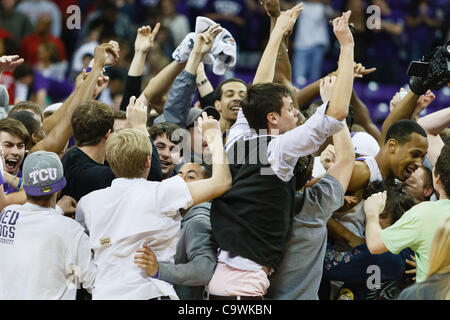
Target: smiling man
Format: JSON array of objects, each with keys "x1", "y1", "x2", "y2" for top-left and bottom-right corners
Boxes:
[
  {"x1": 0, "y1": 119, "x2": 30, "y2": 209},
  {"x1": 330, "y1": 120, "x2": 429, "y2": 251},
  {"x1": 0, "y1": 119, "x2": 29, "y2": 189},
  {"x1": 213, "y1": 78, "x2": 247, "y2": 136},
  {"x1": 347, "y1": 120, "x2": 428, "y2": 195},
  {"x1": 149, "y1": 122, "x2": 182, "y2": 180}
]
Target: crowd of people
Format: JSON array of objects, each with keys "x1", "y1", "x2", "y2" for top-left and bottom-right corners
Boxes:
[{"x1": 0, "y1": 0, "x2": 449, "y2": 301}]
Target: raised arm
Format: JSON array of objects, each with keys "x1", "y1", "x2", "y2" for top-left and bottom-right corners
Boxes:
[
  {"x1": 131, "y1": 24, "x2": 160, "y2": 76},
  {"x1": 42, "y1": 68, "x2": 110, "y2": 134},
  {"x1": 185, "y1": 25, "x2": 221, "y2": 76},
  {"x1": 318, "y1": 73, "x2": 355, "y2": 190},
  {"x1": 284, "y1": 11, "x2": 355, "y2": 122},
  {"x1": 379, "y1": 89, "x2": 439, "y2": 145},
  {"x1": 253, "y1": 3, "x2": 303, "y2": 85},
  {"x1": 325, "y1": 11, "x2": 354, "y2": 121},
  {"x1": 29, "y1": 43, "x2": 118, "y2": 155},
  {"x1": 261, "y1": 0, "x2": 291, "y2": 85},
  {"x1": 417, "y1": 107, "x2": 449, "y2": 167},
  {"x1": 196, "y1": 62, "x2": 214, "y2": 99},
  {"x1": 380, "y1": 92, "x2": 420, "y2": 145},
  {"x1": 120, "y1": 24, "x2": 160, "y2": 111},
  {"x1": 327, "y1": 123, "x2": 355, "y2": 192},
  {"x1": 186, "y1": 113, "x2": 232, "y2": 205},
  {"x1": 123, "y1": 96, "x2": 162, "y2": 181},
  {"x1": 417, "y1": 106, "x2": 449, "y2": 136},
  {"x1": 324, "y1": 123, "x2": 365, "y2": 247},
  {"x1": 137, "y1": 61, "x2": 186, "y2": 114},
  {"x1": 124, "y1": 96, "x2": 149, "y2": 135},
  {"x1": 162, "y1": 25, "x2": 222, "y2": 128}
]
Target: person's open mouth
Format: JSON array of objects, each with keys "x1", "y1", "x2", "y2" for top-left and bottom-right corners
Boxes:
[{"x1": 4, "y1": 159, "x2": 18, "y2": 173}]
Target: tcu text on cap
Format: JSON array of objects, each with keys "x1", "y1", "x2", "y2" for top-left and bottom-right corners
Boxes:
[{"x1": 29, "y1": 168, "x2": 58, "y2": 184}]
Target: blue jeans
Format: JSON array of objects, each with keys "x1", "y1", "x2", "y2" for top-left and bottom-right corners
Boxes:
[{"x1": 293, "y1": 45, "x2": 325, "y2": 85}]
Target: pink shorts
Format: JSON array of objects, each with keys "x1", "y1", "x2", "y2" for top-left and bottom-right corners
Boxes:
[{"x1": 206, "y1": 262, "x2": 270, "y2": 296}]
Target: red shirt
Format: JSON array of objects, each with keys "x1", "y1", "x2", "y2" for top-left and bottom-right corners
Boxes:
[
  {"x1": 19, "y1": 33, "x2": 67, "y2": 66},
  {"x1": 0, "y1": 71, "x2": 15, "y2": 105}
]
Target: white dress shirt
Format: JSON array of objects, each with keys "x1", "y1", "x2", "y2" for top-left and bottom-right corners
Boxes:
[
  {"x1": 76, "y1": 176, "x2": 193, "y2": 300},
  {"x1": 226, "y1": 102, "x2": 346, "y2": 181},
  {"x1": 0, "y1": 203, "x2": 95, "y2": 300},
  {"x1": 222, "y1": 102, "x2": 346, "y2": 270}
]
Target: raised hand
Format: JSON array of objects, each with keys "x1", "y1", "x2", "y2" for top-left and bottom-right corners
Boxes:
[
  {"x1": 197, "y1": 111, "x2": 221, "y2": 147},
  {"x1": 93, "y1": 42, "x2": 120, "y2": 68},
  {"x1": 125, "y1": 96, "x2": 148, "y2": 134},
  {"x1": 353, "y1": 62, "x2": 376, "y2": 79},
  {"x1": 105, "y1": 40, "x2": 120, "y2": 65},
  {"x1": 0, "y1": 55, "x2": 24, "y2": 73},
  {"x1": 75, "y1": 68, "x2": 109, "y2": 99},
  {"x1": 74, "y1": 69, "x2": 88, "y2": 90},
  {"x1": 259, "y1": 0, "x2": 281, "y2": 18},
  {"x1": 333, "y1": 10, "x2": 354, "y2": 47},
  {"x1": 135, "y1": 24, "x2": 160, "y2": 54},
  {"x1": 389, "y1": 88, "x2": 408, "y2": 112},
  {"x1": 320, "y1": 75, "x2": 337, "y2": 104},
  {"x1": 192, "y1": 24, "x2": 222, "y2": 56},
  {"x1": 93, "y1": 73, "x2": 110, "y2": 99},
  {"x1": 273, "y1": 3, "x2": 303, "y2": 35},
  {"x1": 134, "y1": 243, "x2": 159, "y2": 277},
  {"x1": 412, "y1": 90, "x2": 435, "y2": 121}
]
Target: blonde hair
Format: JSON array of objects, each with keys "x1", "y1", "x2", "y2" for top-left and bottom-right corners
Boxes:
[
  {"x1": 106, "y1": 129, "x2": 152, "y2": 178},
  {"x1": 428, "y1": 216, "x2": 450, "y2": 277},
  {"x1": 427, "y1": 215, "x2": 450, "y2": 300}
]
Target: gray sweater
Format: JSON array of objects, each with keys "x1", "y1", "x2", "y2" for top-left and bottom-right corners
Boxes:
[{"x1": 158, "y1": 202, "x2": 218, "y2": 300}]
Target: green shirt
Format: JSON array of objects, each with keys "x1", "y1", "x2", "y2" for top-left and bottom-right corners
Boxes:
[{"x1": 380, "y1": 199, "x2": 450, "y2": 283}]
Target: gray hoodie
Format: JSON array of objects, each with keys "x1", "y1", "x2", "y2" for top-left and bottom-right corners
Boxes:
[{"x1": 158, "y1": 202, "x2": 218, "y2": 300}]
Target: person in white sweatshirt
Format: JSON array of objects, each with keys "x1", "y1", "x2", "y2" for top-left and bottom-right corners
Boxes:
[{"x1": 0, "y1": 151, "x2": 96, "y2": 299}]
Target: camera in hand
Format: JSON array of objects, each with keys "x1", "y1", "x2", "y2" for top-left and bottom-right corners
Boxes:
[{"x1": 407, "y1": 41, "x2": 450, "y2": 95}]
